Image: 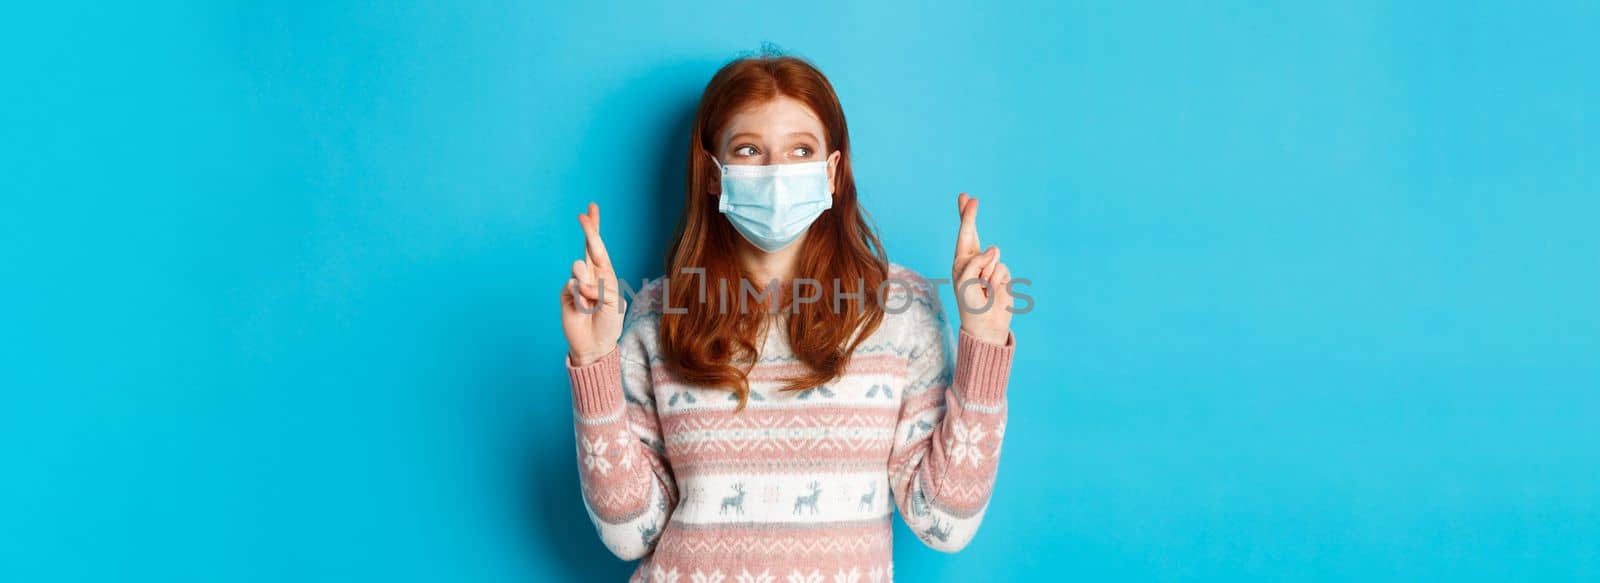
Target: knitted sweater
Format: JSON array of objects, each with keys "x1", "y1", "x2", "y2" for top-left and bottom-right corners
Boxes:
[{"x1": 565, "y1": 264, "x2": 1015, "y2": 582}]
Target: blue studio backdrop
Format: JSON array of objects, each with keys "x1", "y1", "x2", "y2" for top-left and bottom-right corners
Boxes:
[{"x1": 3, "y1": 2, "x2": 1597, "y2": 581}]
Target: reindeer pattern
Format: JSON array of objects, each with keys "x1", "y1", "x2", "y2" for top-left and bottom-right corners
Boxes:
[
  {"x1": 858, "y1": 481, "x2": 878, "y2": 512},
  {"x1": 719, "y1": 483, "x2": 746, "y2": 515},
  {"x1": 682, "y1": 477, "x2": 898, "y2": 523},
  {"x1": 920, "y1": 517, "x2": 953, "y2": 544},
  {"x1": 637, "y1": 522, "x2": 659, "y2": 547},
  {"x1": 792, "y1": 481, "x2": 822, "y2": 515}
]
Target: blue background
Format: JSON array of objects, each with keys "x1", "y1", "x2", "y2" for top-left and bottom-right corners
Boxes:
[{"x1": 3, "y1": 1, "x2": 1597, "y2": 581}]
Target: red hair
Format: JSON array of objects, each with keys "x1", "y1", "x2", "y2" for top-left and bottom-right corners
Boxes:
[{"x1": 660, "y1": 55, "x2": 889, "y2": 412}]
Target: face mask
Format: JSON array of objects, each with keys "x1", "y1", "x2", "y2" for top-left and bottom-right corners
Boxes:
[{"x1": 714, "y1": 159, "x2": 833, "y2": 253}]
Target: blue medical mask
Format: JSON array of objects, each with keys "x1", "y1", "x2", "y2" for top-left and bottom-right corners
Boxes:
[{"x1": 715, "y1": 159, "x2": 833, "y2": 252}]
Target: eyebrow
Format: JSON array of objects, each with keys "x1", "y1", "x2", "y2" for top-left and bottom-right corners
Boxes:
[{"x1": 726, "y1": 131, "x2": 822, "y2": 143}]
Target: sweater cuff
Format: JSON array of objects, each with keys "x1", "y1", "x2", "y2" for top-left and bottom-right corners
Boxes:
[
  {"x1": 567, "y1": 346, "x2": 624, "y2": 418},
  {"x1": 954, "y1": 328, "x2": 1015, "y2": 405}
]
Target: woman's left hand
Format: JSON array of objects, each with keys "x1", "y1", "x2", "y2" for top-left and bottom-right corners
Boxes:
[{"x1": 951, "y1": 192, "x2": 1013, "y2": 345}]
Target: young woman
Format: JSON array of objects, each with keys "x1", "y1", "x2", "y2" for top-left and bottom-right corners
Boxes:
[{"x1": 559, "y1": 54, "x2": 1018, "y2": 582}]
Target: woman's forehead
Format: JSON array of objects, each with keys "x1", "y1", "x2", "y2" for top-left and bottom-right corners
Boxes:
[{"x1": 721, "y1": 97, "x2": 825, "y2": 141}]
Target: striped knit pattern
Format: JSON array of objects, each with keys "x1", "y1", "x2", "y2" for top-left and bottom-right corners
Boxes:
[{"x1": 566, "y1": 264, "x2": 1015, "y2": 582}]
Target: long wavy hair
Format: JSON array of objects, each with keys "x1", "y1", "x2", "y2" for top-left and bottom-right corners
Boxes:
[{"x1": 660, "y1": 54, "x2": 889, "y2": 412}]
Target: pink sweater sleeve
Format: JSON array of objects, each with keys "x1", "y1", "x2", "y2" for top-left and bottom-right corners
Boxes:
[
  {"x1": 888, "y1": 296, "x2": 1015, "y2": 553},
  {"x1": 567, "y1": 342, "x2": 678, "y2": 561}
]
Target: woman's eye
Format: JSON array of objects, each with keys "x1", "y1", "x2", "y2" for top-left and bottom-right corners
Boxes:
[
  {"x1": 734, "y1": 145, "x2": 758, "y2": 157},
  {"x1": 792, "y1": 146, "x2": 813, "y2": 157}
]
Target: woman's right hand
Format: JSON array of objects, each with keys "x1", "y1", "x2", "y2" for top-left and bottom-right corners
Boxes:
[{"x1": 560, "y1": 202, "x2": 627, "y2": 366}]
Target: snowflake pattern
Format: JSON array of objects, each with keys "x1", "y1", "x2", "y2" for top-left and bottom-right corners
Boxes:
[
  {"x1": 736, "y1": 568, "x2": 775, "y2": 583},
  {"x1": 945, "y1": 419, "x2": 988, "y2": 468},
  {"x1": 691, "y1": 569, "x2": 726, "y2": 583},
  {"x1": 615, "y1": 430, "x2": 636, "y2": 470},
  {"x1": 653, "y1": 566, "x2": 680, "y2": 583},
  {"x1": 761, "y1": 483, "x2": 783, "y2": 506},
  {"x1": 831, "y1": 486, "x2": 854, "y2": 509},
  {"x1": 685, "y1": 485, "x2": 708, "y2": 509},
  {"x1": 787, "y1": 569, "x2": 823, "y2": 583},
  {"x1": 581, "y1": 435, "x2": 612, "y2": 476}
]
